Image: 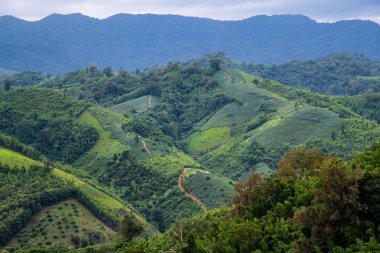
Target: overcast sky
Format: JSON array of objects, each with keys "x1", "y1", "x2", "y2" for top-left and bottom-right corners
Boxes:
[{"x1": 1, "y1": 0, "x2": 380, "y2": 24}]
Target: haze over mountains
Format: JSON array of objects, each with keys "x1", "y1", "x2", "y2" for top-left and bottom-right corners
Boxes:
[{"x1": 1, "y1": 13, "x2": 380, "y2": 73}]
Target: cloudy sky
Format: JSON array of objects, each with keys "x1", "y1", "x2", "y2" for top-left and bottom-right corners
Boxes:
[{"x1": 1, "y1": 0, "x2": 380, "y2": 24}]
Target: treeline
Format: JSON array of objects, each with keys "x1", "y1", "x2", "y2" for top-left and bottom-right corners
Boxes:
[
  {"x1": 40, "y1": 66, "x2": 143, "y2": 106},
  {"x1": 0, "y1": 165, "x2": 74, "y2": 246},
  {"x1": 0, "y1": 132, "x2": 42, "y2": 161}
]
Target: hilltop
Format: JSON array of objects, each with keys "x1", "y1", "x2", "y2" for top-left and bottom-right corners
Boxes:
[{"x1": 0, "y1": 14, "x2": 380, "y2": 73}]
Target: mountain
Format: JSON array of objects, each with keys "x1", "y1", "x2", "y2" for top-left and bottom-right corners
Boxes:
[{"x1": 1, "y1": 14, "x2": 380, "y2": 73}]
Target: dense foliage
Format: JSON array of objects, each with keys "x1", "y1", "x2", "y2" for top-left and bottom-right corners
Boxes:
[
  {"x1": 239, "y1": 52, "x2": 380, "y2": 95},
  {"x1": 21, "y1": 144, "x2": 380, "y2": 253},
  {"x1": 0, "y1": 89, "x2": 98, "y2": 162},
  {"x1": 0, "y1": 165, "x2": 73, "y2": 246},
  {"x1": 119, "y1": 144, "x2": 380, "y2": 253},
  {"x1": 144, "y1": 63, "x2": 231, "y2": 140},
  {"x1": 99, "y1": 150, "x2": 198, "y2": 231}
]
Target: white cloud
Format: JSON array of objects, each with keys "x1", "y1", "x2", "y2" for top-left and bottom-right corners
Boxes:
[{"x1": 0, "y1": 0, "x2": 379, "y2": 24}]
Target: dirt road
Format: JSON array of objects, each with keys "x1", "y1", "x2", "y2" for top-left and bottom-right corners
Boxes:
[
  {"x1": 148, "y1": 95, "x2": 152, "y2": 108},
  {"x1": 140, "y1": 139, "x2": 152, "y2": 155},
  {"x1": 178, "y1": 169, "x2": 208, "y2": 212}
]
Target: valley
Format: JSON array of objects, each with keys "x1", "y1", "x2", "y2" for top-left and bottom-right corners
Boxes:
[{"x1": 0, "y1": 52, "x2": 379, "y2": 252}]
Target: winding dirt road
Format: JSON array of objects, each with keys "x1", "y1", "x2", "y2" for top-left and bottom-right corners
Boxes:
[{"x1": 178, "y1": 169, "x2": 208, "y2": 212}]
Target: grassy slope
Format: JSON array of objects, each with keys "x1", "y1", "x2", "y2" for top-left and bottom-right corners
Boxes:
[
  {"x1": 250, "y1": 106, "x2": 342, "y2": 147},
  {"x1": 181, "y1": 168, "x2": 235, "y2": 210},
  {"x1": 198, "y1": 70, "x2": 288, "y2": 131},
  {"x1": 4, "y1": 199, "x2": 115, "y2": 252},
  {"x1": 0, "y1": 147, "x2": 41, "y2": 167},
  {"x1": 195, "y1": 69, "x2": 378, "y2": 180},
  {"x1": 187, "y1": 127, "x2": 231, "y2": 155},
  {"x1": 110, "y1": 95, "x2": 160, "y2": 114}
]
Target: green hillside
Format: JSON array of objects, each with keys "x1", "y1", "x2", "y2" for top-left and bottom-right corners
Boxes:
[
  {"x1": 0, "y1": 145, "x2": 155, "y2": 250},
  {"x1": 4, "y1": 199, "x2": 115, "y2": 252},
  {"x1": 111, "y1": 95, "x2": 160, "y2": 114},
  {"x1": 237, "y1": 52, "x2": 380, "y2": 95},
  {"x1": 181, "y1": 168, "x2": 235, "y2": 209},
  {"x1": 73, "y1": 106, "x2": 204, "y2": 231},
  {"x1": 250, "y1": 106, "x2": 342, "y2": 147},
  {"x1": 1, "y1": 57, "x2": 380, "y2": 252},
  {"x1": 0, "y1": 147, "x2": 41, "y2": 168}
]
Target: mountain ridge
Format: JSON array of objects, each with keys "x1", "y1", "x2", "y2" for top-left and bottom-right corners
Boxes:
[{"x1": 1, "y1": 13, "x2": 380, "y2": 73}]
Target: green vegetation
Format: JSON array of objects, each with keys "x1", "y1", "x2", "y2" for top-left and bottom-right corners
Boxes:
[
  {"x1": 0, "y1": 146, "x2": 152, "y2": 249},
  {"x1": 0, "y1": 71, "x2": 44, "y2": 87},
  {"x1": 74, "y1": 106, "x2": 201, "y2": 231},
  {"x1": 250, "y1": 106, "x2": 342, "y2": 147},
  {"x1": 187, "y1": 127, "x2": 231, "y2": 155},
  {"x1": 0, "y1": 89, "x2": 97, "y2": 162},
  {"x1": 1, "y1": 55, "x2": 380, "y2": 251},
  {"x1": 111, "y1": 95, "x2": 160, "y2": 114},
  {"x1": 4, "y1": 199, "x2": 115, "y2": 252},
  {"x1": 182, "y1": 169, "x2": 235, "y2": 209},
  {"x1": 0, "y1": 165, "x2": 73, "y2": 247},
  {"x1": 0, "y1": 147, "x2": 41, "y2": 168},
  {"x1": 118, "y1": 144, "x2": 380, "y2": 253},
  {"x1": 79, "y1": 111, "x2": 119, "y2": 154},
  {"x1": 239, "y1": 52, "x2": 380, "y2": 95}
]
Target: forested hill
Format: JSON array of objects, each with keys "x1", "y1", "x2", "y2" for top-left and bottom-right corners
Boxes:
[
  {"x1": 238, "y1": 52, "x2": 380, "y2": 95},
  {"x1": 1, "y1": 13, "x2": 380, "y2": 73}
]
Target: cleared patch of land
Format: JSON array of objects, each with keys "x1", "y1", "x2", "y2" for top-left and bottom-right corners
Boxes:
[
  {"x1": 111, "y1": 95, "x2": 160, "y2": 113},
  {"x1": 250, "y1": 106, "x2": 342, "y2": 147},
  {"x1": 79, "y1": 111, "x2": 119, "y2": 154},
  {"x1": 187, "y1": 127, "x2": 231, "y2": 155}
]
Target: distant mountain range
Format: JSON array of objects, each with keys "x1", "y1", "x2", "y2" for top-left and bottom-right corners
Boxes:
[{"x1": 1, "y1": 13, "x2": 380, "y2": 73}]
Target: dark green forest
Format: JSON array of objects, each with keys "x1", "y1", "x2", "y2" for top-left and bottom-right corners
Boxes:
[{"x1": 237, "y1": 52, "x2": 380, "y2": 95}]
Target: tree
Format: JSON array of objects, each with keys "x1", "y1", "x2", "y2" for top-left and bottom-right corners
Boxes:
[
  {"x1": 277, "y1": 147, "x2": 330, "y2": 178},
  {"x1": 120, "y1": 215, "x2": 143, "y2": 241},
  {"x1": 103, "y1": 66, "x2": 113, "y2": 77},
  {"x1": 94, "y1": 91, "x2": 102, "y2": 103},
  {"x1": 119, "y1": 68, "x2": 128, "y2": 79},
  {"x1": 3, "y1": 78, "x2": 13, "y2": 91},
  {"x1": 209, "y1": 57, "x2": 222, "y2": 72},
  {"x1": 293, "y1": 159, "x2": 364, "y2": 251}
]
